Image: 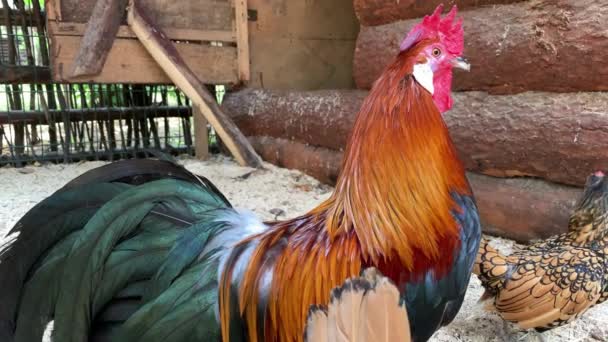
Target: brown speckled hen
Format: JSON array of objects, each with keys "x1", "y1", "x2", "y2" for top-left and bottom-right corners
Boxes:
[{"x1": 474, "y1": 171, "x2": 608, "y2": 333}]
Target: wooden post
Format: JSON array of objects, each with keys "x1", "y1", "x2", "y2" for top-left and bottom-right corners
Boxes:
[
  {"x1": 193, "y1": 107, "x2": 209, "y2": 160},
  {"x1": 234, "y1": 0, "x2": 250, "y2": 82},
  {"x1": 126, "y1": 0, "x2": 263, "y2": 168},
  {"x1": 68, "y1": 0, "x2": 128, "y2": 78},
  {"x1": 46, "y1": 0, "x2": 62, "y2": 21}
]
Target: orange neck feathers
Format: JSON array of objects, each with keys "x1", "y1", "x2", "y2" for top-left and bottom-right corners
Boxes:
[{"x1": 319, "y1": 42, "x2": 470, "y2": 275}]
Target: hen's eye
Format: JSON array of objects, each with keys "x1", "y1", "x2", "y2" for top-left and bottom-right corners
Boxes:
[{"x1": 432, "y1": 48, "x2": 441, "y2": 57}]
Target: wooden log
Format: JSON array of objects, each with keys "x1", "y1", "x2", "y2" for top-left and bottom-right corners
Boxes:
[
  {"x1": 248, "y1": 135, "x2": 581, "y2": 242},
  {"x1": 223, "y1": 89, "x2": 608, "y2": 187},
  {"x1": 249, "y1": 136, "x2": 343, "y2": 185},
  {"x1": 353, "y1": 0, "x2": 524, "y2": 27},
  {"x1": 223, "y1": 89, "x2": 366, "y2": 151},
  {"x1": 69, "y1": 0, "x2": 128, "y2": 77},
  {"x1": 468, "y1": 172, "x2": 580, "y2": 242},
  {"x1": 126, "y1": 0, "x2": 262, "y2": 168},
  {"x1": 353, "y1": 0, "x2": 608, "y2": 93},
  {"x1": 0, "y1": 65, "x2": 51, "y2": 83}
]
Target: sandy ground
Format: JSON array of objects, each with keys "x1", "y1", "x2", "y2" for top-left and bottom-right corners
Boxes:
[{"x1": 1, "y1": 156, "x2": 606, "y2": 342}]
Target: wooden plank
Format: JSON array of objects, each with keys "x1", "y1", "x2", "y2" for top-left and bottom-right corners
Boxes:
[
  {"x1": 127, "y1": 0, "x2": 262, "y2": 167},
  {"x1": 0, "y1": 65, "x2": 51, "y2": 83},
  {"x1": 193, "y1": 106, "x2": 209, "y2": 160},
  {"x1": 68, "y1": 0, "x2": 128, "y2": 77},
  {"x1": 61, "y1": 0, "x2": 233, "y2": 30},
  {"x1": 247, "y1": 0, "x2": 359, "y2": 90},
  {"x1": 248, "y1": 0, "x2": 358, "y2": 39},
  {"x1": 46, "y1": 0, "x2": 61, "y2": 21},
  {"x1": 234, "y1": 0, "x2": 250, "y2": 81},
  {"x1": 50, "y1": 35, "x2": 238, "y2": 84},
  {"x1": 48, "y1": 21, "x2": 236, "y2": 42},
  {"x1": 249, "y1": 36, "x2": 356, "y2": 89}
]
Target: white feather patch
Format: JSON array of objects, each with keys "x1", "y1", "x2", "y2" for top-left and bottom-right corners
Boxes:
[
  {"x1": 413, "y1": 62, "x2": 434, "y2": 95},
  {"x1": 216, "y1": 208, "x2": 268, "y2": 235},
  {"x1": 208, "y1": 208, "x2": 268, "y2": 322}
]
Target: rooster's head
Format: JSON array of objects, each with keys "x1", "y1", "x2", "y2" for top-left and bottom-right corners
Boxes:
[{"x1": 400, "y1": 4, "x2": 469, "y2": 112}]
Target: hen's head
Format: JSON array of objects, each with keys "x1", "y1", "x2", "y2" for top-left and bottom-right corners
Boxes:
[
  {"x1": 400, "y1": 5, "x2": 469, "y2": 112},
  {"x1": 570, "y1": 170, "x2": 608, "y2": 232}
]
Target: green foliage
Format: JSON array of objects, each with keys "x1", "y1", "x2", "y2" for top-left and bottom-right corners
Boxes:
[{"x1": 22, "y1": 0, "x2": 45, "y2": 9}]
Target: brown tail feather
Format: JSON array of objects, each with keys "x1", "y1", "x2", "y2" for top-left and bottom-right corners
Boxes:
[{"x1": 304, "y1": 268, "x2": 411, "y2": 342}]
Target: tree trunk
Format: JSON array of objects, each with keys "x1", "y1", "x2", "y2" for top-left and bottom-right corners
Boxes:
[
  {"x1": 248, "y1": 135, "x2": 581, "y2": 242},
  {"x1": 353, "y1": 0, "x2": 608, "y2": 94},
  {"x1": 223, "y1": 89, "x2": 608, "y2": 187},
  {"x1": 353, "y1": 0, "x2": 524, "y2": 27},
  {"x1": 249, "y1": 136, "x2": 343, "y2": 185},
  {"x1": 223, "y1": 89, "x2": 365, "y2": 151}
]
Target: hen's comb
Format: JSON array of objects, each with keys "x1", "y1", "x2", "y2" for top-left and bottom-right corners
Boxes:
[{"x1": 400, "y1": 4, "x2": 464, "y2": 56}]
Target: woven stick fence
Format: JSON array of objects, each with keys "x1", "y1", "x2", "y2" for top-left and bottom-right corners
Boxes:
[{"x1": 0, "y1": 0, "x2": 221, "y2": 166}]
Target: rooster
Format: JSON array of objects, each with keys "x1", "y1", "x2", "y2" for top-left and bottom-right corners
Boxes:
[
  {"x1": 0, "y1": 5, "x2": 478, "y2": 342},
  {"x1": 474, "y1": 171, "x2": 608, "y2": 335}
]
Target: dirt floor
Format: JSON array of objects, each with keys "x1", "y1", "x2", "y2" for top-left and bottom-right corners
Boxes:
[{"x1": 1, "y1": 156, "x2": 606, "y2": 341}]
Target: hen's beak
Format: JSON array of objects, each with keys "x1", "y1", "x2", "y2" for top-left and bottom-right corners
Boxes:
[{"x1": 452, "y1": 57, "x2": 470, "y2": 71}]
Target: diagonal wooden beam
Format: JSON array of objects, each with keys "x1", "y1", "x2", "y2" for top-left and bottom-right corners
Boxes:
[
  {"x1": 68, "y1": 0, "x2": 128, "y2": 78},
  {"x1": 126, "y1": 0, "x2": 263, "y2": 168}
]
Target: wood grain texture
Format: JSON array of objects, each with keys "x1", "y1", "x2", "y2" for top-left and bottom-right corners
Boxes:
[
  {"x1": 48, "y1": 21, "x2": 236, "y2": 42},
  {"x1": 234, "y1": 0, "x2": 250, "y2": 81},
  {"x1": 68, "y1": 0, "x2": 128, "y2": 77},
  {"x1": 49, "y1": 35, "x2": 238, "y2": 84},
  {"x1": 127, "y1": 0, "x2": 262, "y2": 167},
  {"x1": 354, "y1": 0, "x2": 608, "y2": 93},
  {"x1": 353, "y1": 0, "x2": 525, "y2": 26},
  {"x1": 246, "y1": 135, "x2": 581, "y2": 242},
  {"x1": 60, "y1": 0, "x2": 233, "y2": 30},
  {"x1": 193, "y1": 107, "x2": 209, "y2": 160},
  {"x1": 247, "y1": 0, "x2": 359, "y2": 90},
  {"x1": 223, "y1": 89, "x2": 608, "y2": 187}
]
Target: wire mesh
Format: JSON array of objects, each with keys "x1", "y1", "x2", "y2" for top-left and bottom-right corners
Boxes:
[
  {"x1": 0, "y1": 0, "x2": 219, "y2": 167},
  {"x1": 0, "y1": 84, "x2": 200, "y2": 166}
]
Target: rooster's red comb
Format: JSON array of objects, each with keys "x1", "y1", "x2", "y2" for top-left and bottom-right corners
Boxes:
[{"x1": 399, "y1": 5, "x2": 464, "y2": 56}]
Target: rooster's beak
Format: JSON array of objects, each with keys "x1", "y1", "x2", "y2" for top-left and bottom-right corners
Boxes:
[{"x1": 452, "y1": 57, "x2": 470, "y2": 71}]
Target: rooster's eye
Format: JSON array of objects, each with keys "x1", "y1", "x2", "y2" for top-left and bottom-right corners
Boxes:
[{"x1": 432, "y1": 48, "x2": 441, "y2": 57}]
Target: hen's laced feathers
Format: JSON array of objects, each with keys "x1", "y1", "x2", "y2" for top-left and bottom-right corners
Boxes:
[{"x1": 474, "y1": 173, "x2": 608, "y2": 330}]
